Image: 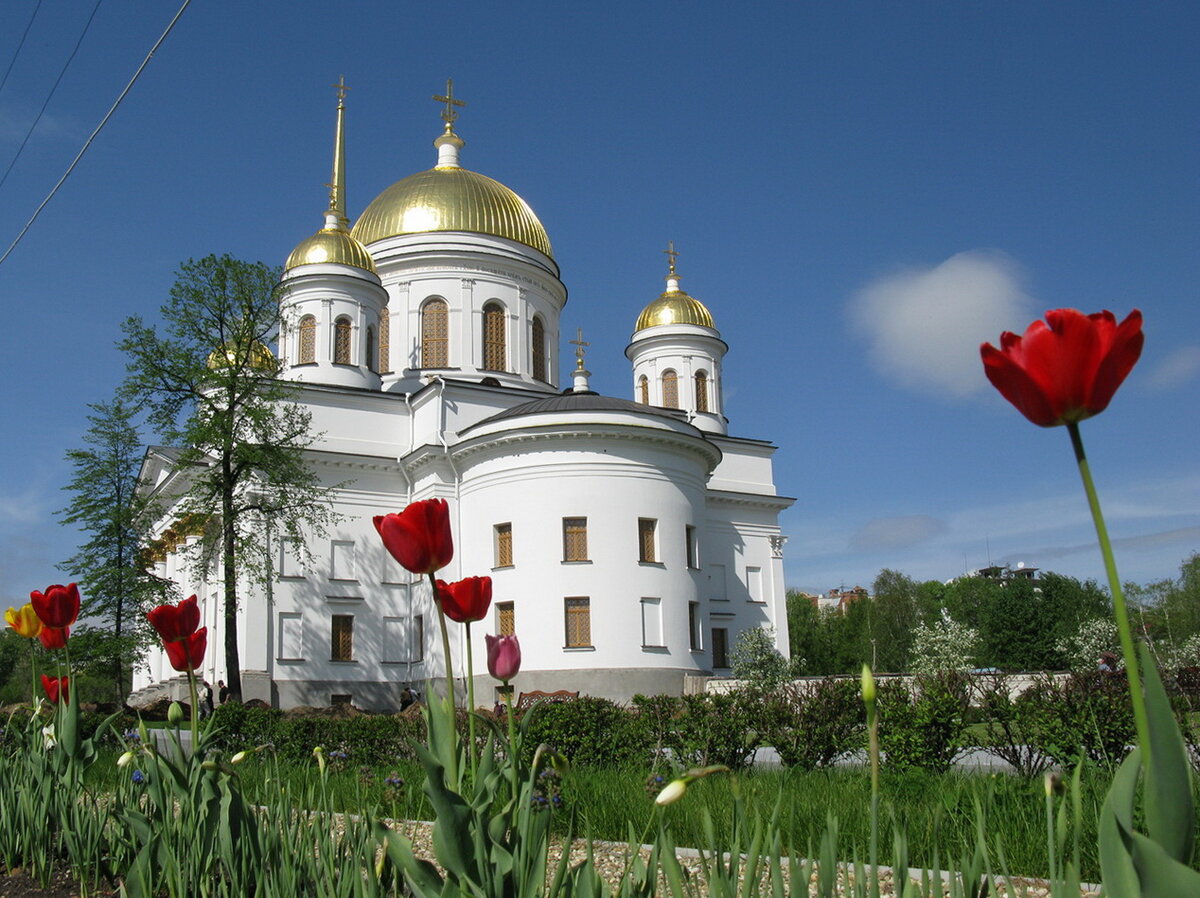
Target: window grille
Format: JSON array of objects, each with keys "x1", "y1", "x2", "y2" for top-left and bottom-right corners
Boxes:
[
  {"x1": 638, "y1": 375, "x2": 649, "y2": 405},
  {"x1": 662, "y1": 370, "x2": 679, "y2": 408},
  {"x1": 495, "y1": 523, "x2": 513, "y2": 567},
  {"x1": 366, "y1": 326, "x2": 375, "y2": 372},
  {"x1": 694, "y1": 371, "x2": 709, "y2": 412},
  {"x1": 531, "y1": 316, "x2": 546, "y2": 381},
  {"x1": 421, "y1": 299, "x2": 448, "y2": 368},
  {"x1": 379, "y1": 308, "x2": 391, "y2": 373},
  {"x1": 497, "y1": 601, "x2": 515, "y2": 636},
  {"x1": 333, "y1": 316, "x2": 352, "y2": 364},
  {"x1": 562, "y1": 517, "x2": 588, "y2": 562},
  {"x1": 564, "y1": 597, "x2": 591, "y2": 647},
  {"x1": 483, "y1": 303, "x2": 506, "y2": 371},
  {"x1": 331, "y1": 615, "x2": 354, "y2": 661},
  {"x1": 298, "y1": 315, "x2": 316, "y2": 364},
  {"x1": 638, "y1": 518, "x2": 657, "y2": 563}
]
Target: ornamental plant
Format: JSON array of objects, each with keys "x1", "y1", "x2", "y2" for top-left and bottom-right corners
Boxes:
[{"x1": 982, "y1": 307, "x2": 1198, "y2": 893}]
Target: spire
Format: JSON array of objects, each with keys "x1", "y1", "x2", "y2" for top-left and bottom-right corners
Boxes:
[
  {"x1": 663, "y1": 240, "x2": 682, "y2": 293},
  {"x1": 569, "y1": 327, "x2": 591, "y2": 392},
  {"x1": 432, "y1": 78, "x2": 466, "y2": 168},
  {"x1": 326, "y1": 76, "x2": 350, "y2": 230}
]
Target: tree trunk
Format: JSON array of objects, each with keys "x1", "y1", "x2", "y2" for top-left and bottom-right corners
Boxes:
[{"x1": 222, "y1": 472, "x2": 242, "y2": 702}]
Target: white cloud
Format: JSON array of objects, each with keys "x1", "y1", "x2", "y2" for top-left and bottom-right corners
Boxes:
[
  {"x1": 848, "y1": 250, "x2": 1034, "y2": 398},
  {"x1": 1145, "y1": 346, "x2": 1200, "y2": 390},
  {"x1": 850, "y1": 514, "x2": 947, "y2": 550}
]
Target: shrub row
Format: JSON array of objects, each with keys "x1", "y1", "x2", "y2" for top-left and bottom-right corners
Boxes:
[{"x1": 64, "y1": 670, "x2": 1193, "y2": 776}]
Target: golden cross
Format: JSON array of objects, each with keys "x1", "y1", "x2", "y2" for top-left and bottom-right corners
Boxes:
[
  {"x1": 663, "y1": 240, "x2": 679, "y2": 275},
  {"x1": 433, "y1": 78, "x2": 466, "y2": 126},
  {"x1": 569, "y1": 327, "x2": 589, "y2": 367},
  {"x1": 333, "y1": 75, "x2": 350, "y2": 104}
]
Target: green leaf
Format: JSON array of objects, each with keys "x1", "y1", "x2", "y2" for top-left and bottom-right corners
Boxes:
[
  {"x1": 1129, "y1": 829, "x2": 1200, "y2": 895},
  {"x1": 1137, "y1": 642, "x2": 1195, "y2": 863},
  {"x1": 1098, "y1": 750, "x2": 1140, "y2": 898}
]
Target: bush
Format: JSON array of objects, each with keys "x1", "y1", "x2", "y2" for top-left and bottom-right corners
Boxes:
[
  {"x1": 1020, "y1": 672, "x2": 1134, "y2": 768},
  {"x1": 760, "y1": 677, "x2": 864, "y2": 769},
  {"x1": 660, "y1": 691, "x2": 762, "y2": 770},
  {"x1": 521, "y1": 697, "x2": 650, "y2": 767},
  {"x1": 974, "y1": 673, "x2": 1053, "y2": 777},
  {"x1": 877, "y1": 673, "x2": 971, "y2": 772}
]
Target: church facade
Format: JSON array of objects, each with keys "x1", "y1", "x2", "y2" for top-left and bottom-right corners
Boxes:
[{"x1": 132, "y1": 88, "x2": 793, "y2": 709}]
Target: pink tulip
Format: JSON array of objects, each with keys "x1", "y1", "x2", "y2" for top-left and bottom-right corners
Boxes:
[{"x1": 486, "y1": 634, "x2": 521, "y2": 683}]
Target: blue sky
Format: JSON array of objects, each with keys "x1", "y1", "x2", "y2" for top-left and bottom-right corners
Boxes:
[{"x1": 0, "y1": 2, "x2": 1196, "y2": 606}]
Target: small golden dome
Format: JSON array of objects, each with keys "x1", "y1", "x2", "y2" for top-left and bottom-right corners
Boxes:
[
  {"x1": 351, "y1": 166, "x2": 553, "y2": 259},
  {"x1": 635, "y1": 290, "x2": 715, "y2": 332},
  {"x1": 286, "y1": 227, "x2": 377, "y2": 274},
  {"x1": 207, "y1": 339, "x2": 276, "y2": 372}
]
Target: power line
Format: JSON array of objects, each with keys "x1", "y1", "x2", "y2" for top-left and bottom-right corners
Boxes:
[
  {"x1": 0, "y1": 0, "x2": 192, "y2": 271},
  {"x1": 0, "y1": 0, "x2": 105, "y2": 193},
  {"x1": 0, "y1": 0, "x2": 44, "y2": 96}
]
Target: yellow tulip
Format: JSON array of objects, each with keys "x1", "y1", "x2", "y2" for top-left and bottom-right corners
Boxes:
[{"x1": 5, "y1": 603, "x2": 43, "y2": 639}]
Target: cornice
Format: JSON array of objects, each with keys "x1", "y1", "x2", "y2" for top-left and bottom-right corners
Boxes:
[{"x1": 706, "y1": 489, "x2": 796, "y2": 511}]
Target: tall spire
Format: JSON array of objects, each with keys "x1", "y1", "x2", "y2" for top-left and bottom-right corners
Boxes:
[
  {"x1": 326, "y1": 76, "x2": 350, "y2": 229},
  {"x1": 663, "y1": 240, "x2": 682, "y2": 293}
]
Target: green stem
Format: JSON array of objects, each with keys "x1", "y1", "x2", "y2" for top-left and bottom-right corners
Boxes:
[
  {"x1": 429, "y1": 573, "x2": 456, "y2": 704},
  {"x1": 186, "y1": 665, "x2": 199, "y2": 750},
  {"x1": 465, "y1": 622, "x2": 477, "y2": 782},
  {"x1": 1067, "y1": 422, "x2": 1150, "y2": 761},
  {"x1": 504, "y1": 686, "x2": 518, "y2": 803}
]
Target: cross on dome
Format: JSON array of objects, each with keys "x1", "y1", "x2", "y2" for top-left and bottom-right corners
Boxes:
[
  {"x1": 663, "y1": 240, "x2": 679, "y2": 277},
  {"x1": 433, "y1": 78, "x2": 466, "y2": 131},
  {"x1": 570, "y1": 327, "x2": 590, "y2": 371}
]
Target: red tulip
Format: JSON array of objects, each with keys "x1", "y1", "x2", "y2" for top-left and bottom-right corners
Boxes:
[
  {"x1": 486, "y1": 634, "x2": 521, "y2": 683},
  {"x1": 147, "y1": 595, "x2": 201, "y2": 642},
  {"x1": 374, "y1": 500, "x2": 454, "y2": 575},
  {"x1": 38, "y1": 626, "x2": 69, "y2": 650},
  {"x1": 980, "y1": 309, "x2": 1143, "y2": 427},
  {"x1": 30, "y1": 583, "x2": 80, "y2": 629},
  {"x1": 436, "y1": 576, "x2": 493, "y2": 623},
  {"x1": 41, "y1": 674, "x2": 69, "y2": 704},
  {"x1": 164, "y1": 628, "x2": 207, "y2": 672}
]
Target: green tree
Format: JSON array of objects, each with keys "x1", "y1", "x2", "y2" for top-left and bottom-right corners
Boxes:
[
  {"x1": 868, "y1": 568, "x2": 921, "y2": 672},
  {"x1": 729, "y1": 626, "x2": 791, "y2": 689},
  {"x1": 119, "y1": 255, "x2": 337, "y2": 701},
  {"x1": 58, "y1": 398, "x2": 168, "y2": 702}
]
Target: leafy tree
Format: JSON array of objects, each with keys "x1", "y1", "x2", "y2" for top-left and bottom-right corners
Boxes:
[
  {"x1": 909, "y1": 609, "x2": 979, "y2": 675},
  {"x1": 729, "y1": 626, "x2": 791, "y2": 689},
  {"x1": 868, "y1": 569, "x2": 921, "y2": 672},
  {"x1": 58, "y1": 398, "x2": 169, "y2": 702},
  {"x1": 119, "y1": 255, "x2": 337, "y2": 701}
]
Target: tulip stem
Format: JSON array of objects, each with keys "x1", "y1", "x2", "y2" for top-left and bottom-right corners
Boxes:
[
  {"x1": 1067, "y1": 422, "x2": 1150, "y2": 763},
  {"x1": 186, "y1": 665, "x2": 199, "y2": 749},
  {"x1": 429, "y1": 572, "x2": 459, "y2": 785},
  {"x1": 504, "y1": 685, "x2": 517, "y2": 801},
  {"x1": 465, "y1": 622, "x2": 477, "y2": 782}
]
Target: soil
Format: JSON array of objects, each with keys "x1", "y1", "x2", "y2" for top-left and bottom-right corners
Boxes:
[{"x1": 0, "y1": 870, "x2": 117, "y2": 897}]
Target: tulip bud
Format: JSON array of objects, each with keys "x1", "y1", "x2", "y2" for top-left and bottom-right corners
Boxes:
[
  {"x1": 655, "y1": 779, "x2": 688, "y2": 806},
  {"x1": 313, "y1": 744, "x2": 327, "y2": 776},
  {"x1": 860, "y1": 664, "x2": 876, "y2": 704},
  {"x1": 167, "y1": 701, "x2": 184, "y2": 725},
  {"x1": 117, "y1": 750, "x2": 136, "y2": 768},
  {"x1": 230, "y1": 750, "x2": 248, "y2": 765},
  {"x1": 1044, "y1": 770, "x2": 1064, "y2": 798}
]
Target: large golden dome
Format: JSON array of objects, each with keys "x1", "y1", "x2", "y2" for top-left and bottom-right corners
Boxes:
[
  {"x1": 635, "y1": 290, "x2": 715, "y2": 331},
  {"x1": 286, "y1": 227, "x2": 377, "y2": 273},
  {"x1": 351, "y1": 165, "x2": 554, "y2": 258}
]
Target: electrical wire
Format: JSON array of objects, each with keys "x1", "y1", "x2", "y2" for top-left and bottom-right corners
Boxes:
[
  {"x1": 0, "y1": 0, "x2": 192, "y2": 271},
  {"x1": 0, "y1": 0, "x2": 44, "y2": 96},
  {"x1": 0, "y1": 0, "x2": 105, "y2": 193}
]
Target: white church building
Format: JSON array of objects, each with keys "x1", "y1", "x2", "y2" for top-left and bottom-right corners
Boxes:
[{"x1": 133, "y1": 88, "x2": 793, "y2": 709}]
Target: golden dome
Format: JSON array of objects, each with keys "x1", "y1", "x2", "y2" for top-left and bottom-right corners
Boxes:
[
  {"x1": 207, "y1": 339, "x2": 276, "y2": 372},
  {"x1": 351, "y1": 166, "x2": 554, "y2": 258},
  {"x1": 286, "y1": 227, "x2": 377, "y2": 273},
  {"x1": 635, "y1": 290, "x2": 715, "y2": 331}
]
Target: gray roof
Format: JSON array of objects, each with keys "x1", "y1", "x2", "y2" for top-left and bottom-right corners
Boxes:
[{"x1": 462, "y1": 392, "x2": 692, "y2": 435}]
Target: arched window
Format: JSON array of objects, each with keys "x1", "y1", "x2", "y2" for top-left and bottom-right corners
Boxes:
[
  {"x1": 531, "y1": 315, "x2": 546, "y2": 382},
  {"x1": 333, "y1": 316, "x2": 352, "y2": 365},
  {"x1": 379, "y1": 308, "x2": 390, "y2": 374},
  {"x1": 421, "y1": 299, "x2": 448, "y2": 368},
  {"x1": 365, "y1": 326, "x2": 375, "y2": 372},
  {"x1": 298, "y1": 315, "x2": 317, "y2": 364},
  {"x1": 662, "y1": 370, "x2": 679, "y2": 408},
  {"x1": 483, "y1": 302, "x2": 506, "y2": 372},
  {"x1": 638, "y1": 375, "x2": 649, "y2": 405},
  {"x1": 694, "y1": 371, "x2": 709, "y2": 413}
]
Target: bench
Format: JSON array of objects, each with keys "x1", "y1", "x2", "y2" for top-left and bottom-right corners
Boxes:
[{"x1": 515, "y1": 689, "x2": 579, "y2": 712}]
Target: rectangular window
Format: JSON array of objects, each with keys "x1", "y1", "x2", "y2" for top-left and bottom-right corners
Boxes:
[
  {"x1": 278, "y1": 612, "x2": 303, "y2": 660},
  {"x1": 563, "y1": 517, "x2": 588, "y2": 562},
  {"x1": 494, "y1": 523, "x2": 513, "y2": 568},
  {"x1": 688, "y1": 602, "x2": 701, "y2": 651},
  {"x1": 638, "y1": 518, "x2": 657, "y2": 563},
  {"x1": 564, "y1": 597, "x2": 591, "y2": 647},
  {"x1": 383, "y1": 617, "x2": 405, "y2": 663},
  {"x1": 331, "y1": 614, "x2": 354, "y2": 661},
  {"x1": 413, "y1": 614, "x2": 425, "y2": 662},
  {"x1": 331, "y1": 540, "x2": 357, "y2": 581},
  {"x1": 497, "y1": 601, "x2": 515, "y2": 636},
  {"x1": 746, "y1": 566, "x2": 763, "y2": 602},
  {"x1": 278, "y1": 539, "x2": 304, "y2": 578},
  {"x1": 685, "y1": 526, "x2": 699, "y2": 569},
  {"x1": 712, "y1": 627, "x2": 729, "y2": 669},
  {"x1": 641, "y1": 598, "x2": 663, "y2": 647}
]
